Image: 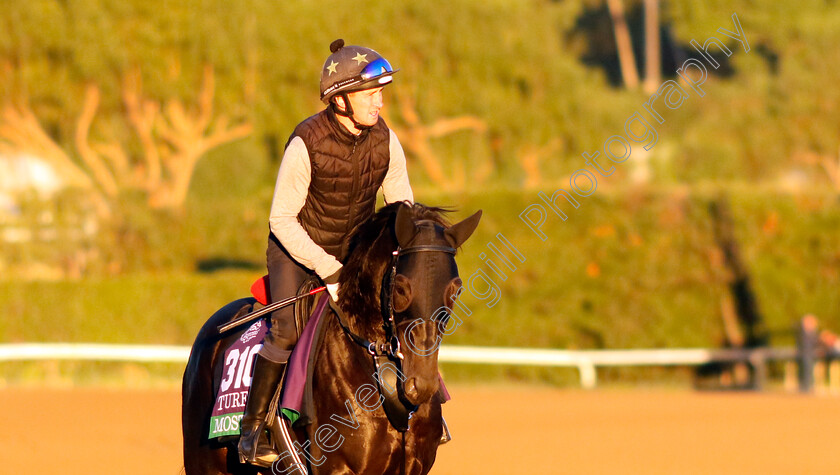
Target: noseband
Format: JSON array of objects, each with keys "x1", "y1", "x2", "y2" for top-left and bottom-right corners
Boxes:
[{"x1": 331, "y1": 242, "x2": 456, "y2": 432}]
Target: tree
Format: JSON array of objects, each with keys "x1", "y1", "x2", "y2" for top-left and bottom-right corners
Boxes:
[
  {"x1": 606, "y1": 0, "x2": 639, "y2": 89},
  {"x1": 0, "y1": 65, "x2": 252, "y2": 216},
  {"x1": 643, "y1": 0, "x2": 661, "y2": 93}
]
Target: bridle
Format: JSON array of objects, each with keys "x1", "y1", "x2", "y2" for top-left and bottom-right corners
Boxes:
[
  {"x1": 381, "y1": 245, "x2": 457, "y2": 360},
  {"x1": 331, "y1": 241, "x2": 456, "y2": 432}
]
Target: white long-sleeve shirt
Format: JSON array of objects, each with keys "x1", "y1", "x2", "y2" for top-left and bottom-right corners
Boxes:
[{"x1": 269, "y1": 129, "x2": 414, "y2": 279}]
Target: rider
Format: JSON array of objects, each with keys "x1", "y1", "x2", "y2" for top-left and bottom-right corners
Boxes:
[{"x1": 238, "y1": 39, "x2": 414, "y2": 467}]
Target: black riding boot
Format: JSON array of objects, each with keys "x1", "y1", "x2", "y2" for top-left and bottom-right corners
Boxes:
[{"x1": 238, "y1": 354, "x2": 285, "y2": 467}]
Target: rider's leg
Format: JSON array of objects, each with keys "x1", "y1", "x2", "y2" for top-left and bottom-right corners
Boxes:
[
  {"x1": 239, "y1": 235, "x2": 311, "y2": 467},
  {"x1": 261, "y1": 236, "x2": 310, "y2": 364}
]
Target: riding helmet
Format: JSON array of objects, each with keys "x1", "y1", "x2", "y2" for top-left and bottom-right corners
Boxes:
[{"x1": 319, "y1": 39, "x2": 398, "y2": 104}]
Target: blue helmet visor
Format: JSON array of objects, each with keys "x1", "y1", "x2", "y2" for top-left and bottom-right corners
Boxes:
[{"x1": 359, "y1": 57, "x2": 394, "y2": 81}]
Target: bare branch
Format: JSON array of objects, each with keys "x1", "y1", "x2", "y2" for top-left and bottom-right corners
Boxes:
[
  {"x1": 794, "y1": 150, "x2": 840, "y2": 190},
  {"x1": 0, "y1": 103, "x2": 92, "y2": 189},
  {"x1": 75, "y1": 84, "x2": 118, "y2": 197},
  {"x1": 3, "y1": 64, "x2": 251, "y2": 214},
  {"x1": 146, "y1": 65, "x2": 252, "y2": 209},
  {"x1": 0, "y1": 100, "x2": 112, "y2": 217},
  {"x1": 196, "y1": 64, "x2": 215, "y2": 132},
  {"x1": 385, "y1": 90, "x2": 487, "y2": 189},
  {"x1": 426, "y1": 116, "x2": 487, "y2": 138},
  {"x1": 518, "y1": 138, "x2": 563, "y2": 188},
  {"x1": 122, "y1": 68, "x2": 162, "y2": 191},
  {"x1": 202, "y1": 119, "x2": 253, "y2": 151}
]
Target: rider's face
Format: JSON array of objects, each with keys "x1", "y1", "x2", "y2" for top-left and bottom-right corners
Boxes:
[{"x1": 346, "y1": 87, "x2": 384, "y2": 127}]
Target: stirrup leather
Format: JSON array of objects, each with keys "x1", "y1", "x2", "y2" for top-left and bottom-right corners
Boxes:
[{"x1": 269, "y1": 415, "x2": 309, "y2": 474}]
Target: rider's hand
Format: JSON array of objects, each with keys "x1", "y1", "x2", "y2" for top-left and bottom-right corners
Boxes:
[
  {"x1": 324, "y1": 268, "x2": 341, "y2": 302},
  {"x1": 326, "y1": 283, "x2": 340, "y2": 302}
]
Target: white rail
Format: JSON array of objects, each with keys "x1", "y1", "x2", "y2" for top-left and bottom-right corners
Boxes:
[
  {"x1": 0, "y1": 343, "x2": 191, "y2": 363},
  {"x1": 439, "y1": 345, "x2": 798, "y2": 388},
  {"x1": 0, "y1": 343, "x2": 799, "y2": 388}
]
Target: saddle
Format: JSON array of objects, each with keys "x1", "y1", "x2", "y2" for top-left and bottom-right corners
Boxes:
[{"x1": 250, "y1": 274, "x2": 320, "y2": 337}]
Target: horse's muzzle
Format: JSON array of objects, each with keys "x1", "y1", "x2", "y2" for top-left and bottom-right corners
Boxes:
[{"x1": 403, "y1": 376, "x2": 439, "y2": 406}]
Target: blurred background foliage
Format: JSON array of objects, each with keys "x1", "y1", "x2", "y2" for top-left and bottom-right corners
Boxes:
[
  {"x1": 1, "y1": 0, "x2": 839, "y2": 383},
  {"x1": 7, "y1": 0, "x2": 839, "y2": 192}
]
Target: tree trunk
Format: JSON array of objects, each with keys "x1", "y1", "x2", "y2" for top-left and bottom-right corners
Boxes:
[
  {"x1": 643, "y1": 0, "x2": 661, "y2": 93},
  {"x1": 709, "y1": 197, "x2": 769, "y2": 348},
  {"x1": 606, "y1": 0, "x2": 639, "y2": 89}
]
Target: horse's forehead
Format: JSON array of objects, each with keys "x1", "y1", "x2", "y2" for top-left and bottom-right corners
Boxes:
[
  {"x1": 415, "y1": 219, "x2": 442, "y2": 227},
  {"x1": 414, "y1": 220, "x2": 447, "y2": 241}
]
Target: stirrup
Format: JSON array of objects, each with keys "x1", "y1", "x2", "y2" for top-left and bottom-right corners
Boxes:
[
  {"x1": 238, "y1": 422, "x2": 279, "y2": 468},
  {"x1": 440, "y1": 416, "x2": 452, "y2": 444}
]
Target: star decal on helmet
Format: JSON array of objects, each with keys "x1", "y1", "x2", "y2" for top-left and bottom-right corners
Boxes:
[
  {"x1": 352, "y1": 53, "x2": 369, "y2": 65},
  {"x1": 326, "y1": 60, "x2": 339, "y2": 76}
]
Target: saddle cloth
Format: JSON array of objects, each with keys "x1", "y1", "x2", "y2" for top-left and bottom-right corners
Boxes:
[
  {"x1": 207, "y1": 317, "x2": 269, "y2": 439},
  {"x1": 206, "y1": 294, "x2": 329, "y2": 439}
]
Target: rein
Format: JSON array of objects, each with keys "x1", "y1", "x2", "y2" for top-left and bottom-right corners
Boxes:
[{"x1": 330, "y1": 243, "x2": 456, "y2": 433}]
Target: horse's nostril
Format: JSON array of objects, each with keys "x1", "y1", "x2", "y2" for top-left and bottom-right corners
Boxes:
[{"x1": 405, "y1": 378, "x2": 418, "y2": 398}]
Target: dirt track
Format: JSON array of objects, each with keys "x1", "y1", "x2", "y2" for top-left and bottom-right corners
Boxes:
[{"x1": 1, "y1": 385, "x2": 836, "y2": 474}]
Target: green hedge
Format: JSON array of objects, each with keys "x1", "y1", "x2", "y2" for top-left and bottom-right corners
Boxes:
[
  {"x1": 3, "y1": 187, "x2": 838, "y2": 384},
  {"x1": 3, "y1": 188, "x2": 837, "y2": 350}
]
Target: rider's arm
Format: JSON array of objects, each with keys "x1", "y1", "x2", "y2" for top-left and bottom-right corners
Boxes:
[
  {"x1": 268, "y1": 136, "x2": 343, "y2": 280},
  {"x1": 381, "y1": 130, "x2": 414, "y2": 204}
]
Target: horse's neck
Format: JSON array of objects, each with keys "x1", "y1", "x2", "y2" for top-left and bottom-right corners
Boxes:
[{"x1": 314, "y1": 314, "x2": 379, "y2": 399}]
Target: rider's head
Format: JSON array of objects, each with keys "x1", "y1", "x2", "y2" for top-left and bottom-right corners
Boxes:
[{"x1": 320, "y1": 39, "x2": 398, "y2": 131}]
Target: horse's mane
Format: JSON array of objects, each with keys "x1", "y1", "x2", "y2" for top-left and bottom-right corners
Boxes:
[{"x1": 339, "y1": 201, "x2": 451, "y2": 319}]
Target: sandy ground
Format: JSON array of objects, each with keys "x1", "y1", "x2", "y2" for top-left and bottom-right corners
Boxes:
[{"x1": 1, "y1": 384, "x2": 837, "y2": 474}]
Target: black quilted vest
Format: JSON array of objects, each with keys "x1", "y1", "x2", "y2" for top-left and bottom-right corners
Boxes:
[{"x1": 287, "y1": 108, "x2": 391, "y2": 261}]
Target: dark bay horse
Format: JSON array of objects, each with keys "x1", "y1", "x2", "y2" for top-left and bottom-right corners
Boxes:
[{"x1": 182, "y1": 202, "x2": 481, "y2": 474}]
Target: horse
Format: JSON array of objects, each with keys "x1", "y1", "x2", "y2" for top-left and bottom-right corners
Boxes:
[{"x1": 182, "y1": 202, "x2": 481, "y2": 474}]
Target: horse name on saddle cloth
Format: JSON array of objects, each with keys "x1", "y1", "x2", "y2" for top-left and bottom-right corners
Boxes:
[
  {"x1": 207, "y1": 296, "x2": 329, "y2": 439},
  {"x1": 208, "y1": 320, "x2": 267, "y2": 439}
]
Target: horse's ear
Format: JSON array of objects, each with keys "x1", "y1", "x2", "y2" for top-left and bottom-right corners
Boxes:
[
  {"x1": 395, "y1": 203, "x2": 418, "y2": 247},
  {"x1": 445, "y1": 210, "x2": 482, "y2": 248},
  {"x1": 393, "y1": 274, "x2": 413, "y2": 313}
]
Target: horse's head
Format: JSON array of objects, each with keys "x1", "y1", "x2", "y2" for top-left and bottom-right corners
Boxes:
[
  {"x1": 339, "y1": 202, "x2": 481, "y2": 407},
  {"x1": 390, "y1": 204, "x2": 482, "y2": 405}
]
